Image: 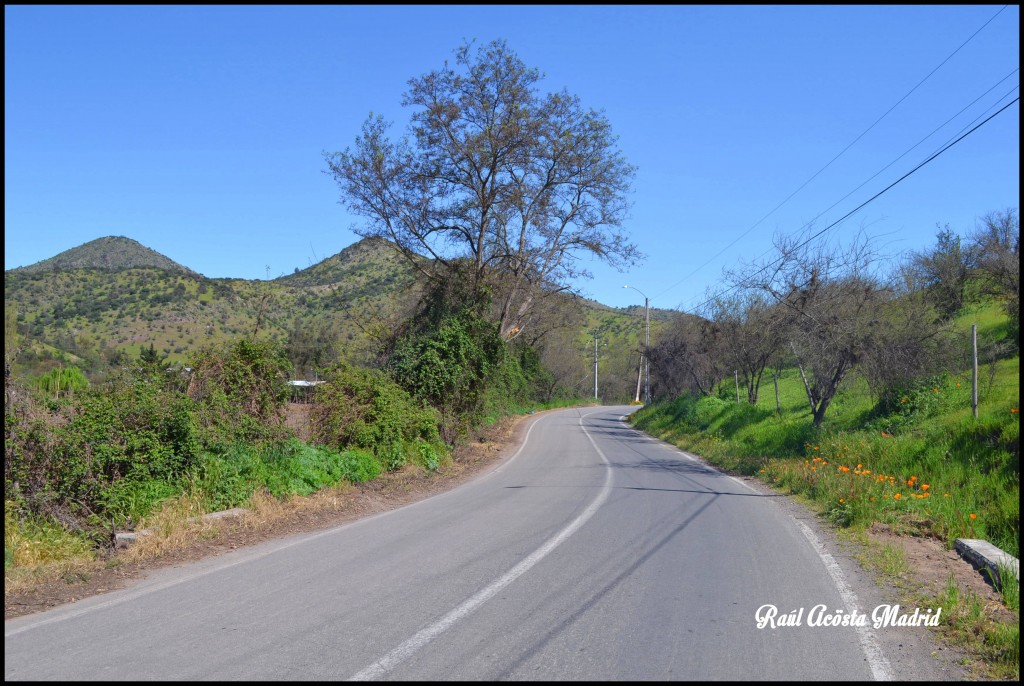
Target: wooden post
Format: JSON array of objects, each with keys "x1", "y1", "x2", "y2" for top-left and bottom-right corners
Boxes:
[
  {"x1": 971, "y1": 323, "x2": 978, "y2": 419},
  {"x1": 774, "y1": 370, "x2": 781, "y2": 415}
]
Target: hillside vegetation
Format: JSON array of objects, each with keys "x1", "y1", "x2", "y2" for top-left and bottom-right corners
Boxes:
[{"x1": 633, "y1": 301, "x2": 1018, "y2": 556}]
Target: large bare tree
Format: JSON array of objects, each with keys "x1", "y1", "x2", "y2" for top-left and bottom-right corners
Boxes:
[{"x1": 324, "y1": 40, "x2": 640, "y2": 340}]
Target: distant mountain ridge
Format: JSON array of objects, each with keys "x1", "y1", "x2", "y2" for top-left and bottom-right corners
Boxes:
[
  {"x1": 11, "y1": 236, "x2": 197, "y2": 275},
  {"x1": 5, "y1": 234, "x2": 677, "y2": 397},
  {"x1": 3, "y1": 234, "x2": 429, "y2": 377},
  {"x1": 274, "y1": 236, "x2": 415, "y2": 288}
]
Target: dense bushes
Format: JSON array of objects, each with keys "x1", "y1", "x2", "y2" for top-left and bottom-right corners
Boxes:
[
  {"x1": 308, "y1": 361, "x2": 445, "y2": 471},
  {"x1": 185, "y1": 339, "x2": 292, "y2": 448},
  {"x1": 5, "y1": 374, "x2": 200, "y2": 531},
  {"x1": 5, "y1": 336, "x2": 444, "y2": 537},
  {"x1": 386, "y1": 307, "x2": 537, "y2": 440}
]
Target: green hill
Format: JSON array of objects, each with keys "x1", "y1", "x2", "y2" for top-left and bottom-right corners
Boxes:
[
  {"x1": 5, "y1": 236, "x2": 675, "y2": 394},
  {"x1": 4, "y1": 236, "x2": 424, "y2": 376},
  {"x1": 10, "y1": 236, "x2": 197, "y2": 275}
]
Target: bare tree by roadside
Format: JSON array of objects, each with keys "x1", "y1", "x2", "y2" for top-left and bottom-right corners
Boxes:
[
  {"x1": 969, "y1": 208, "x2": 1019, "y2": 342},
  {"x1": 734, "y1": 231, "x2": 946, "y2": 427},
  {"x1": 646, "y1": 310, "x2": 725, "y2": 400},
  {"x1": 707, "y1": 291, "x2": 788, "y2": 404}
]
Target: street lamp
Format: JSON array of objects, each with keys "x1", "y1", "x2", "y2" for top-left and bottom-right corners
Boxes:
[{"x1": 623, "y1": 285, "x2": 650, "y2": 404}]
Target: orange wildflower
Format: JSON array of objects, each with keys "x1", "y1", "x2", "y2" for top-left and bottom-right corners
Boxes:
[
  {"x1": 894, "y1": 493, "x2": 902, "y2": 500},
  {"x1": 969, "y1": 513, "x2": 977, "y2": 520},
  {"x1": 921, "y1": 484, "x2": 929, "y2": 491}
]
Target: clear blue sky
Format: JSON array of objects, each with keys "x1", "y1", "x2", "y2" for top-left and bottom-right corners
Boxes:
[{"x1": 5, "y1": 5, "x2": 1019, "y2": 312}]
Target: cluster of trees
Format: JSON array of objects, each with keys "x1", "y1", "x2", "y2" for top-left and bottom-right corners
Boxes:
[{"x1": 647, "y1": 209, "x2": 1019, "y2": 426}]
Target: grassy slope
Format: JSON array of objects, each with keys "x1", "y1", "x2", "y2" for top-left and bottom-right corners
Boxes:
[{"x1": 632, "y1": 302, "x2": 1019, "y2": 557}]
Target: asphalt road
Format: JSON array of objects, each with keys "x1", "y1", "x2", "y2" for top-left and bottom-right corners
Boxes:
[{"x1": 5, "y1": 406, "x2": 955, "y2": 680}]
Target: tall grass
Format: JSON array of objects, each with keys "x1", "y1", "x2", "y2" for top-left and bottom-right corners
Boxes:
[{"x1": 5, "y1": 501, "x2": 97, "y2": 593}]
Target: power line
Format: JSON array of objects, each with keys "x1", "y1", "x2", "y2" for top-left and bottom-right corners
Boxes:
[
  {"x1": 734, "y1": 75, "x2": 1021, "y2": 286},
  {"x1": 673, "y1": 96, "x2": 1020, "y2": 317},
  {"x1": 653, "y1": 4, "x2": 1012, "y2": 301}
]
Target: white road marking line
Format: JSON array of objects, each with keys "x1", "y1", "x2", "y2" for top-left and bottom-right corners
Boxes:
[
  {"x1": 348, "y1": 409, "x2": 615, "y2": 681},
  {"x1": 795, "y1": 519, "x2": 893, "y2": 681},
  {"x1": 628, "y1": 420, "x2": 892, "y2": 680}
]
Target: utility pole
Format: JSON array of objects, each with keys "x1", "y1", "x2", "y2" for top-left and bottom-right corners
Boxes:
[
  {"x1": 644, "y1": 295, "x2": 650, "y2": 404},
  {"x1": 594, "y1": 336, "x2": 599, "y2": 400},
  {"x1": 624, "y1": 285, "x2": 651, "y2": 404}
]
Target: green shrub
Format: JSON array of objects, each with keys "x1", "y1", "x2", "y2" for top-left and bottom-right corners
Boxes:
[
  {"x1": 337, "y1": 448, "x2": 383, "y2": 483},
  {"x1": 186, "y1": 338, "x2": 292, "y2": 448},
  {"x1": 309, "y1": 361, "x2": 444, "y2": 469},
  {"x1": 32, "y1": 365, "x2": 89, "y2": 400},
  {"x1": 5, "y1": 376, "x2": 200, "y2": 529},
  {"x1": 416, "y1": 442, "x2": 441, "y2": 471},
  {"x1": 386, "y1": 309, "x2": 506, "y2": 441}
]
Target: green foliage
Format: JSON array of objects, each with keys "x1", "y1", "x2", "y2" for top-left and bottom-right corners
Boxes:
[
  {"x1": 32, "y1": 365, "x2": 89, "y2": 399},
  {"x1": 416, "y1": 442, "x2": 441, "y2": 471},
  {"x1": 309, "y1": 361, "x2": 444, "y2": 470},
  {"x1": 192, "y1": 440, "x2": 382, "y2": 511},
  {"x1": 6, "y1": 374, "x2": 200, "y2": 529},
  {"x1": 186, "y1": 338, "x2": 292, "y2": 448},
  {"x1": 387, "y1": 306, "x2": 525, "y2": 441}
]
